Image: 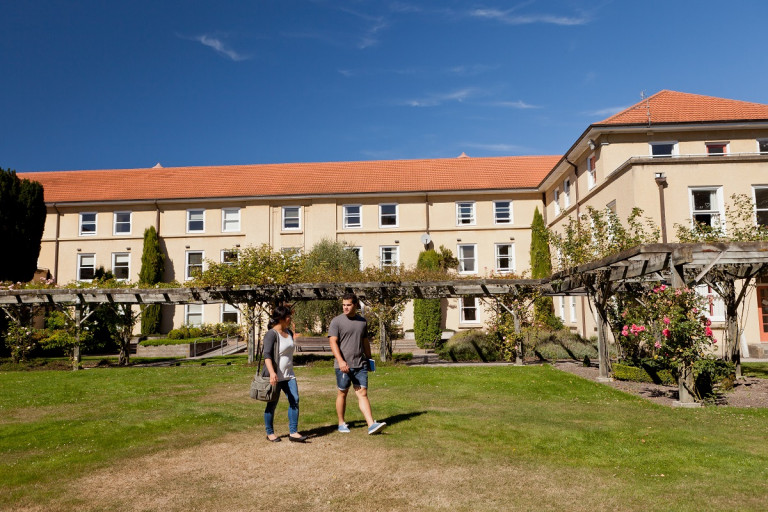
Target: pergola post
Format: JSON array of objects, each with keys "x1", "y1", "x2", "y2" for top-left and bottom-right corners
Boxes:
[
  {"x1": 512, "y1": 309, "x2": 523, "y2": 366},
  {"x1": 670, "y1": 259, "x2": 699, "y2": 406}
]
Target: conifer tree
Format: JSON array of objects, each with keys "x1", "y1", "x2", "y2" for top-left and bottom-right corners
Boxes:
[
  {"x1": 139, "y1": 226, "x2": 164, "y2": 334},
  {"x1": 413, "y1": 249, "x2": 442, "y2": 348},
  {"x1": 530, "y1": 207, "x2": 560, "y2": 328},
  {"x1": 0, "y1": 168, "x2": 46, "y2": 282}
]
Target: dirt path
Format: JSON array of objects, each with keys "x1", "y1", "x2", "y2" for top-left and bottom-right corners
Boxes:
[{"x1": 554, "y1": 361, "x2": 768, "y2": 407}]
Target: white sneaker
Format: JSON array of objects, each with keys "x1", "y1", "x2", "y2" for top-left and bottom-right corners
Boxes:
[{"x1": 338, "y1": 423, "x2": 350, "y2": 433}]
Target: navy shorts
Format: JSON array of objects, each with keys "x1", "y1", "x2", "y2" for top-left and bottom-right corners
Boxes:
[{"x1": 335, "y1": 367, "x2": 368, "y2": 390}]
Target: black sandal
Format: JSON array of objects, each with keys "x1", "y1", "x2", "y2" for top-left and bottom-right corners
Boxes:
[
  {"x1": 288, "y1": 434, "x2": 307, "y2": 443},
  {"x1": 266, "y1": 435, "x2": 281, "y2": 443}
]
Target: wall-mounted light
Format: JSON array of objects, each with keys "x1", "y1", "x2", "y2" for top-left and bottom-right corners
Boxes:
[
  {"x1": 394, "y1": 240, "x2": 400, "y2": 244},
  {"x1": 126, "y1": 247, "x2": 131, "y2": 251},
  {"x1": 509, "y1": 237, "x2": 515, "y2": 241},
  {"x1": 185, "y1": 245, "x2": 190, "y2": 249},
  {"x1": 456, "y1": 238, "x2": 462, "y2": 242},
  {"x1": 77, "y1": 248, "x2": 81, "y2": 252},
  {"x1": 235, "y1": 244, "x2": 240, "y2": 248}
]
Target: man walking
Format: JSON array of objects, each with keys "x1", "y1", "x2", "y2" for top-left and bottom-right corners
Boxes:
[{"x1": 328, "y1": 292, "x2": 386, "y2": 435}]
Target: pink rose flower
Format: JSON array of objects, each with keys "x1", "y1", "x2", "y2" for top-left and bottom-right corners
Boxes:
[
  {"x1": 654, "y1": 341, "x2": 661, "y2": 349},
  {"x1": 663, "y1": 317, "x2": 670, "y2": 325},
  {"x1": 662, "y1": 328, "x2": 670, "y2": 338}
]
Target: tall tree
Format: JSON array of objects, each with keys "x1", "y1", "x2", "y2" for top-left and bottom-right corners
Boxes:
[
  {"x1": 139, "y1": 226, "x2": 165, "y2": 334},
  {"x1": 0, "y1": 168, "x2": 46, "y2": 282},
  {"x1": 413, "y1": 249, "x2": 442, "y2": 349},
  {"x1": 292, "y1": 239, "x2": 359, "y2": 334},
  {"x1": 530, "y1": 207, "x2": 559, "y2": 328}
]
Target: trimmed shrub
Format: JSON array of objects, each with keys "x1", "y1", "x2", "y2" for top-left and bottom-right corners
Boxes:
[
  {"x1": 528, "y1": 329, "x2": 598, "y2": 361},
  {"x1": 436, "y1": 329, "x2": 498, "y2": 362},
  {"x1": 414, "y1": 249, "x2": 442, "y2": 349},
  {"x1": 613, "y1": 362, "x2": 676, "y2": 385}
]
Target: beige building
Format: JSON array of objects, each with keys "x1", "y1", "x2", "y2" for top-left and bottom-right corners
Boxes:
[{"x1": 20, "y1": 90, "x2": 768, "y2": 355}]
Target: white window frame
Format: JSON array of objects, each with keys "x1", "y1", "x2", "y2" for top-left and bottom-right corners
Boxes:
[
  {"x1": 587, "y1": 155, "x2": 597, "y2": 189},
  {"x1": 695, "y1": 284, "x2": 725, "y2": 323},
  {"x1": 457, "y1": 244, "x2": 477, "y2": 275},
  {"x1": 185, "y1": 250, "x2": 204, "y2": 280},
  {"x1": 79, "y1": 212, "x2": 97, "y2": 236},
  {"x1": 221, "y1": 207, "x2": 241, "y2": 233},
  {"x1": 221, "y1": 249, "x2": 239, "y2": 265},
  {"x1": 186, "y1": 209, "x2": 205, "y2": 233},
  {"x1": 77, "y1": 253, "x2": 96, "y2": 281},
  {"x1": 455, "y1": 201, "x2": 476, "y2": 226},
  {"x1": 379, "y1": 203, "x2": 399, "y2": 228},
  {"x1": 111, "y1": 252, "x2": 130, "y2": 281},
  {"x1": 494, "y1": 243, "x2": 515, "y2": 274},
  {"x1": 221, "y1": 303, "x2": 239, "y2": 324},
  {"x1": 493, "y1": 200, "x2": 512, "y2": 224},
  {"x1": 753, "y1": 186, "x2": 768, "y2": 227},
  {"x1": 459, "y1": 297, "x2": 479, "y2": 324},
  {"x1": 379, "y1": 246, "x2": 399, "y2": 268},
  {"x1": 689, "y1": 187, "x2": 724, "y2": 229},
  {"x1": 113, "y1": 211, "x2": 132, "y2": 235},
  {"x1": 563, "y1": 179, "x2": 571, "y2": 208},
  {"x1": 345, "y1": 246, "x2": 363, "y2": 270},
  {"x1": 343, "y1": 204, "x2": 362, "y2": 229},
  {"x1": 553, "y1": 188, "x2": 561, "y2": 215},
  {"x1": 570, "y1": 297, "x2": 578, "y2": 323},
  {"x1": 706, "y1": 141, "x2": 729, "y2": 156},
  {"x1": 185, "y1": 304, "x2": 203, "y2": 327},
  {"x1": 281, "y1": 206, "x2": 301, "y2": 231},
  {"x1": 558, "y1": 297, "x2": 566, "y2": 321},
  {"x1": 649, "y1": 141, "x2": 678, "y2": 158}
]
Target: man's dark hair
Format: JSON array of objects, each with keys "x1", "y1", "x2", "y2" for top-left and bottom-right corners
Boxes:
[{"x1": 342, "y1": 292, "x2": 359, "y2": 305}]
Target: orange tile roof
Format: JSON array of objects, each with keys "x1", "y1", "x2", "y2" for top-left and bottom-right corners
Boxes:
[
  {"x1": 597, "y1": 90, "x2": 768, "y2": 126},
  {"x1": 19, "y1": 155, "x2": 560, "y2": 204}
]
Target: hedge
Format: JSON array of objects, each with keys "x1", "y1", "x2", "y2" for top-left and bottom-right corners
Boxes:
[
  {"x1": 613, "y1": 362, "x2": 676, "y2": 385},
  {"x1": 139, "y1": 337, "x2": 214, "y2": 347}
]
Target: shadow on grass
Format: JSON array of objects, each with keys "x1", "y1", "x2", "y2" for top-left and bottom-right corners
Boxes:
[{"x1": 305, "y1": 411, "x2": 427, "y2": 439}]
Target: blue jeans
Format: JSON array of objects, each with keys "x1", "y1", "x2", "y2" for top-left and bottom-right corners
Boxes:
[{"x1": 264, "y1": 378, "x2": 299, "y2": 435}]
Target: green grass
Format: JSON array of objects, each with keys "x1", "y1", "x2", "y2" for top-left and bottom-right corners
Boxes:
[
  {"x1": 743, "y1": 362, "x2": 768, "y2": 379},
  {"x1": 2, "y1": 363, "x2": 768, "y2": 510}
]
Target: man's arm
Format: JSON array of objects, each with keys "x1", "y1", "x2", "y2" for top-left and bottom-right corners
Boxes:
[
  {"x1": 362, "y1": 336, "x2": 372, "y2": 361},
  {"x1": 329, "y1": 335, "x2": 349, "y2": 373}
]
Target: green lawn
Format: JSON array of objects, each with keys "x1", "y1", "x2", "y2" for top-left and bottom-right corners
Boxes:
[{"x1": 1, "y1": 363, "x2": 767, "y2": 511}]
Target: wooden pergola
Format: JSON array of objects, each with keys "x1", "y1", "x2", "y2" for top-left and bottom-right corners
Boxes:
[{"x1": 2, "y1": 242, "x2": 768, "y2": 404}]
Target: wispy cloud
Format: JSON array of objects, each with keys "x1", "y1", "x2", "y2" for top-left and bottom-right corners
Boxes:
[
  {"x1": 470, "y1": 7, "x2": 589, "y2": 26},
  {"x1": 462, "y1": 142, "x2": 533, "y2": 154},
  {"x1": 192, "y1": 34, "x2": 249, "y2": 61},
  {"x1": 585, "y1": 105, "x2": 630, "y2": 117},
  {"x1": 489, "y1": 100, "x2": 541, "y2": 109},
  {"x1": 399, "y1": 88, "x2": 480, "y2": 107}
]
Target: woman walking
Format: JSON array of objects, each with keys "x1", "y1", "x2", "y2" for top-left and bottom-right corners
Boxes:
[{"x1": 262, "y1": 305, "x2": 307, "y2": 443}]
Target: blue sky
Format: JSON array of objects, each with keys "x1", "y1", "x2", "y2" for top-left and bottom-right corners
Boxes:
[{"x1": 3, "y1": 1, "x2": 768, "y2": 173}]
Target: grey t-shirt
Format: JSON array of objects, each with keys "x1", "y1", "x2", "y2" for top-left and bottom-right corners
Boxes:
[{"x1": 328, "y1": 313, "x2": 369, "y2": 369}]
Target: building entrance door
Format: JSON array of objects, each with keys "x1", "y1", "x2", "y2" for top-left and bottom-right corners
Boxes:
[{"x1": 757, "y1": 286, "x2": 768, "y2": 342}]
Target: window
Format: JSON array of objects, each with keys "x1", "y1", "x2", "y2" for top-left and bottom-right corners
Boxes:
[
  {"x1": 221, "y1": 304, "x2": 239, "y2": 324},
  {"x1": 553, "y1": 188, "x2": 561, "y2": 215},
  {"x1": 112, "y1": 253, "x2": 130, "y2": 281},
  {"x1": 185, "y1": 304, "x2": 203, "y2": 326},
  {"x1": 494, "y1": 201, "x2": 512, "y2": 224},
  {"x1": 695, "y1": 284, "x2": 725, "y2": 323},
  {"x1": 343, "y1": 205, "x2": 362, "y2": 228},
  {"x1": 187, "y1": 209, "x2": 205, "y2": 233},
  {"x1": 606, "y1": 200, "x2": 617, "y2": 214},
  {"x1": 754, "y1": 187, "x2": 768, "y2": 226},
  {"x1": 456, "y1": 202, "x2": 476, "y2": 225},
  {"x1": 558, "y1": 297, "x2": 566, "y2": 321},
  {"x1": 282, "y1": 206, "x2": 301, "y2": 230},
  {"x1": 706, "y1": 142, "x2": 728, "y2": 156},
  {"x1": 758, "y1": 139, "x2": 768, "y2": 153},
  {"x1": 221, "y1": 208, "x2": 240, "y2": 232},
  {"x1": 457, "y1": 244, "x2": 477, "y2": 274},
  {"x1": 690, "y1": 188, "x2": 723, "y2": 228},
  {"x1": 221, "y1": 249, "x2": 239, "y2": 264},
  {"x1": 587, "y1": 155, "x2": 597, "y2": 189},
  {"x1": 79, "y1": 212, "x2": 97, "y2": 236},
  {"x1": 650, "y1": 141, "x2": 677, "y2": 157},
  {"x1": 113, "y1": 211, "x2": 131, "y2": 235},
  {"x1": 345, "y1": 246, "x2": 363, "y2": 269},
  {"x1": 77, "y1": 253, "x2": 96, "y2": 281},
  {"x1": 563, "y1": 179, "x2": 571, "y2": 208},
  {"x1": 460, "y1": 297, "x2": 478, "y2": 323},
  {"x1": 380, "y1": 246, "x2": 399, "y2": 268},
  {"x1": 379, "y1": 204, "x2": 398, "y2": 228},
  {"x1": 185, "y1": 251, "x2": 204, "y2": 280},
  {"x1": 570, "y1": 297, "x2": 578, "y2": 323},
  {"x1": 495, "y1": 244, "x2": 514, "y2": 273}
]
